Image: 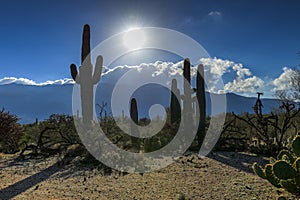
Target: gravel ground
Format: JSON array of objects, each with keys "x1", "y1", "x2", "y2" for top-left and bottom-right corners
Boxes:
[{"x1": 0, "y1": 151, "x2": 295, "y2": 200}]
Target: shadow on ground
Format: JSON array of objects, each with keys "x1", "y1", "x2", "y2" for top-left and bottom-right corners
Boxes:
[
  {"x1": 0, "y1": 161, "x2": 61, "y2": 200},
  {"x1": 207, "y1": 151, "x2": 269, "y2": 173},
  {"x1": 0, "y1": 155, "x2": 113, "y2": 200}
]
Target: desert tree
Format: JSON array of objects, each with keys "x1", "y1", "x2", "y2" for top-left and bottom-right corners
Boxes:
[{"x1": 0, "y1": 108, "x2": 22, "y2": 153}]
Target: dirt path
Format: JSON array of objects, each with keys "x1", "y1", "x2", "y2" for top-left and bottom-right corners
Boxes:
[{"x1": 0, "y1": 152, "x2": 293, "y2": 199}]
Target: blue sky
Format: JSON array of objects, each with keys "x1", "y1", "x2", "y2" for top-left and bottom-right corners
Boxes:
[{"x1": 0, "y1": 0, "x2": 300, "y2": 97}]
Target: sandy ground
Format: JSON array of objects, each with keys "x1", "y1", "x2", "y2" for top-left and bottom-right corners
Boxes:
[{"x1": 0, "y1": 151, "x2": 294, "y2": 200}]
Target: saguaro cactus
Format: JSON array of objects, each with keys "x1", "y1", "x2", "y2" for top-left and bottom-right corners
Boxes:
[
  {"x1": 70, "y1": 24, "x2": 103, "y2": 124},
  {"x1": 182, "y1": 58, "x2": 193, "y2": 129},
  {"x1": 170, "y1": 79, "x2": 181, "y2": 124},
  {"x1": 196, "y1": 64, "x2": 206, "y2": 148},
  {"x1": 130, "y1": 98, "x2": 140, "y2": 151},
  {"x1": 171, "y1": 58, "x2": 206, "y2": 149}
]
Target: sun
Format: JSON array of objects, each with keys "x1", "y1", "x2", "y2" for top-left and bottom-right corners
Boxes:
[{"x1": 123, "y1": 27, "x2": 146, "y2": 50}]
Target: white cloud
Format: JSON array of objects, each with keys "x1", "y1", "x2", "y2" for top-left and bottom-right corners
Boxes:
[
  {"x1": 2, "y1": 58, "x2": 295, "y2": 98},
  {"x1": 200, "y1": 57, "x2": 264, "y2": 94},
  {"x1": 0, "y1": 59, "x2": 264, "y2": 96},
  {"x1": 201, "y1": 57, "x2": 232, "y2": 77},
  {"x1": 0, "y1": 77, "x2": 74, "y2": 86},
  {"x1": 208, "y1": 11, "x2": 222, "y2": 17},
  {"x1": 224, "y1": 76, "x2": 264, "y2": 93},
  {"x1": 272, "y1": 67, "x2": 296, "y2": 91}
]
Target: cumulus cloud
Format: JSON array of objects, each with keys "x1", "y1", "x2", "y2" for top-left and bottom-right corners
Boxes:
[
  {"x1": 0, "y1": 77, "x2": 74, "y2": 86},
  {"x1": 200, "y1": 57, "x2": 264, "y2": 94},
  {"x1": 224, "y1": 76, "x2": 264, "y2": 93},
  {"x1": 201, "y1": 57, "x2": 232, "y2": 77},
  {"x1": 272, "y1": 67, "x2": 296, "y2": 92},
  {"x1": 103, "y1": 58, "x2": 265, "y2": 95}
]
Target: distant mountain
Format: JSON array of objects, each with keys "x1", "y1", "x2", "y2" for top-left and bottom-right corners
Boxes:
[{"x1": 0, "y1": 83, "x2": 281, "y2": 124}]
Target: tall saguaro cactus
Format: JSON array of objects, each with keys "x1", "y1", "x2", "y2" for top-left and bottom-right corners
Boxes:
[
  {"x1": 169, "y1": 58, "x2": 206, "y2": 150},
  {"x1": 182, "y1": 58, "x2": 193, "y2": 129},
  {"x1": 70, "y1": 24, "x2": 103, "y2": 124},
  {"x1": 130, "y1": 98, "x2": 140, "y2": 151},
  {"x1": 196, "y1": 64, "x2": 206, "y2": 148},
  {"x1": 170, "y1": 79, "x2": 181, "y2": 124}
]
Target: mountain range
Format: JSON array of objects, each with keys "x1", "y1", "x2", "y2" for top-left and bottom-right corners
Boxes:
[{"x1": 0, "y1": 83, "x2": 281, "y2": 124}]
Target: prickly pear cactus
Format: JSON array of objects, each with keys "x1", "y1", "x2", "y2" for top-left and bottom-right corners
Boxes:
[{"x1": 253, "y1": 132, "x2": 300, "y2": 199}]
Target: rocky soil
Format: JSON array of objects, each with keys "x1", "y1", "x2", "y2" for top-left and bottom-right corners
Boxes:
[{"x1": 0, "y1": 151, "x2": 295, "y2": 200}]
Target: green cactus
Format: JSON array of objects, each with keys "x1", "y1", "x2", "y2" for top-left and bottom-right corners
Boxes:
[
  {"x1": 293, "y1": 157, "x2": 300, "y2": 171},
  {"x1": 70, "y1": 24, "x2": 103, "y2": 124},
  {"x1": 196, "y1": 64, "x2": 206, "y2": 148},
  {"x1": 253, "y1": 133, "x2": 300, "y2": 198},
  {"x1": 130, "y1": 98, "x2": 140, "y2": 151},
  {"x1": 253, "y1": 162, "x2": 266, "y2": 179},
  {"x1": 277, "y1": 149, "x2": 295, "y2": 164},
  {"x1": 281, "y1": 180, "x2": 300, "y2": 194},
  {"x1": 265, "y1": 164, "x2": 281, "y2": 188},
  {"x1": 270, "y1": 157, "x2": 276, "y2": 164},
  {"x1": 170, "y1": 79, "x2": 181, "y2": 124},
  {"x1": 292, "y1": 136, "x2": 300, "y2": 157},
  {"x1": 273, "y1": 161, "x2": 297, "y2": 179}
]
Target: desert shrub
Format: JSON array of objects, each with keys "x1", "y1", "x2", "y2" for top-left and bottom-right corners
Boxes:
[
  {"x1": 214, "y1": 112, "x2": 251, "y2": 152},
  {"x1": 143, "y1": 122, "x2": 178, "y2": 153},
  {"x1": 20, "y1": 114, "x2": 81, "y2": 157},
  {"x1": 144, "y1": 137, "x2": 161, "y2": 152},
  {"x1": 19, "y1": 119, "x2": 40, "y2": 146},
  {"x1": 44, "y1": 114, "x2": 80, "y2": 144},
  {"x1": 0, "y1": 108, "x2": 22, "y2": 153}
]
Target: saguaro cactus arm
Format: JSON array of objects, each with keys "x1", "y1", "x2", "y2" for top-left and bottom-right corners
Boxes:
[
  {"x1": 81, "y1": 24, "x2": 91, "y2": 65},
  {"x1": 70, "y1": 64, "x2": 80, "y2": 84},
  {"x1": 93, "y1": 55, "x2": 103, "y2": 84}
]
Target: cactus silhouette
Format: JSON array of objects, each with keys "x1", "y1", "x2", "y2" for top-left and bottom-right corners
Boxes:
[
  {"x1": 169, "y1": 59, "x2": 207, "y2": 149},
  {"x1": 70, "y1": 24, "x2": 103, "y2": 124},
  {"x1": 130, "y1": 98, "x2": 140, "y2": 151},
  {"x1": 253, "y1": 132, "x2": 300, "y2": 198},
  {"x1": 182, "y1": 58, "x2": 193, "y2": 130},
  {"x1": 170, "y1": 79, "x2": 181, "y2": 124},
  {"x1": 196, "y1": 64, "x2": 206, "y2": 148}
]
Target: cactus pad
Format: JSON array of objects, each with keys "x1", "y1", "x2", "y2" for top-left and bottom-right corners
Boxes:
[
  {"x1": 265, "y1": 164, "x2": 281, "y2": 188},
  {"x1": 273, "y1": 161, "x2": 297, "y2": 180},
  {"x1": 280, "y1": 180, "x2": 300, "y2": 194},
  {"x1": 292, "y1": 136, "x2": 300, "y2": 157},
  {"x1": 253, "y1": 162, "x2": 266, "y2": 179}
]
